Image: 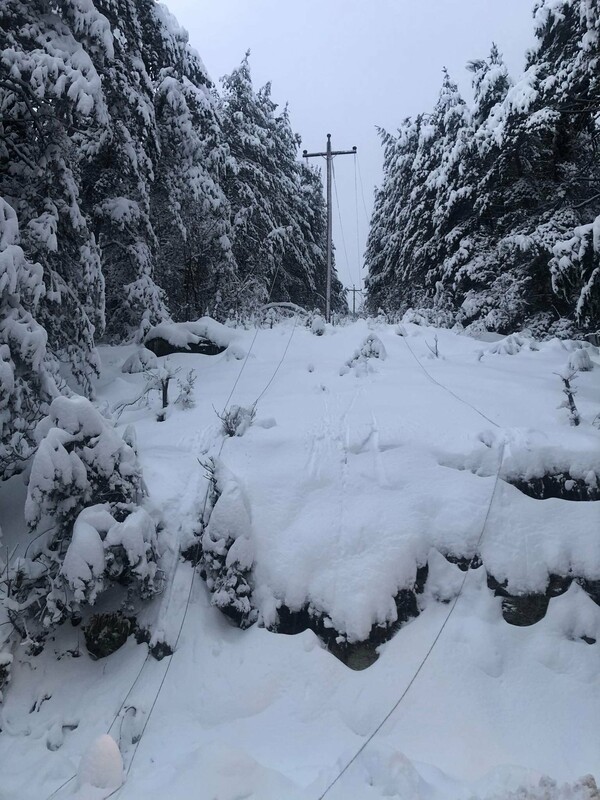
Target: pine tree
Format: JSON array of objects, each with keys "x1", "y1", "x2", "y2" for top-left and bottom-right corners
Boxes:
[
  {"x1": 0, "y1": 200, "x2": 58, "y2": 480},
  {"x1": 537, "y1": 0, "x2": 600, "y2": 329},
  {"x1": 0, "y1": 0, "x2": 105, "y2": 392},
  {"x1": 148, "y1": 4, "x2": 236, "y2": 321},
  {"x1": 76, "y1": 0, "x2": 168, "y2": 337},
  {"x1": 365, "y1": 120, "x2": 421, "y2": 313},
  {"x1": 365, "y1": 2, "x2": 600, "y2": 334},
  {"x1": 14, "y1": 395, "x2": 160, "y2": 641},
  {"x1": 221, "y1": 55, "x2": 341, "y2": 316}
]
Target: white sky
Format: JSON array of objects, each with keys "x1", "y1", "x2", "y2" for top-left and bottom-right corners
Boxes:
[{"x1": 165, "y1": 0, "x2": 536, "y2": 293}]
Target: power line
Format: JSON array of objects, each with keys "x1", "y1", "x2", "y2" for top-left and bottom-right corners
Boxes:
[
  {"x1": 332, "y1": 161, "x2": 360, "y2": 291},
  {"x1": 401, "y1": 334, "x2": 500, "y2": 429},
  {"x1": 106, "y1": 313, "x2": 300, "y2": 798},
  {"x1": 316, "y1": 336, "x2": 506, "y2": 799},
  {"x1": 316, "y1": 438, "x2": 505, "y2": 800},
  {"x1": 355, "y1": 155, "x2": 371, "y2": 227},
  {"x1": 221, "y1": 259, "x2": 283, "y2": 412},
  {"x1": 44, "y1": 274, "x2": 288, "y2": 800},
  {"x1": 253, "y1": 315, "x2": 299, "y2": 407}
]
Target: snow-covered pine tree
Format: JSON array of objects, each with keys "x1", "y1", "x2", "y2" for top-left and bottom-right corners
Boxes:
[
  {"x1": 365, "y1": 2, "x2": 600, "y2": 334},
  {"x1": 364, "y1": 120, "x2": 421, "y2": 313},
  {"x1": 221, "y1": 55, "x2": 340, "y2": 316},
  {"x1": 76, "y1": 0, "x2": 168, "y2": 338},
  {"x1": 366, "y1": 72, "x2": 470, "y2": 318},
  {"x1": 12, "y1": 395, "x2": 160, "y2": 641},
  {"x1": 149, "y1": 5, "x2": 236, "y2": 321},
  {"x1": 0, "y1": 0, "x2": 106, "y2": 397},
  {"x1": 422, "y1": 70, "x2": 472, "y2": 315},
  {"x1": 447, "y1": 45, "x2": 519, "y2": 331},
  {"x1": 539, "y1": 0, "x2": 600, "y2": 330},
  {"x1": 0, "y1": 200, "x2": 58, "y2": 480},
  {"x1": 200, "y1": 459, "x2": 256, "y2": 628},
  {"x1": 220, "y1": 55, "x2": 283, "y2": 315}
]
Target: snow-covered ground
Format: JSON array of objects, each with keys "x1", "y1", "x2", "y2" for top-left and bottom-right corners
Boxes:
[{"x1": 1, "y1": 319, "x2": 599, "y2": 800}]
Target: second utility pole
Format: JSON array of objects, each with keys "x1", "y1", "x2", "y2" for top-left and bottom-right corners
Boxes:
[{"x1": 303, "y1": 134, "x2": 356, "y2": 322}]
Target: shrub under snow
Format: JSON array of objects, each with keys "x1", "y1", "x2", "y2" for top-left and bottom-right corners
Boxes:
[
  {"x1": 10, "y1": 396, "x2": 161, "y2": 640},
  {"x1": 200, "y1": 460, "x2": 257, "y2": 628},
  {"x1": 340, "y1": 333, "x2": 387, "y2": 375}
]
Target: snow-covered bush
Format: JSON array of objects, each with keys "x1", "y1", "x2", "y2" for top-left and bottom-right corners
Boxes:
[
  {"x1": 199, "y1": 460, "x2": 257, "y2": 628},
  {"x1": 340, "y1": 334, "x2": 387, "y2": 375},
  {"x1": 83, "y1": 612, "x2": 133, "y2": 660},
  {"x1": 557, "y1": 369, "x2": 580, "y2": 427},
  {"x1": 568, "y1": 348, "x2": 594, "y2": 372},
  {"x1": 309, "y1": 313, "x2": 326, "y2": 336},
  {"x1": 425, "y1": 334, "x2": 441, "y2": 358},
  {"x1": 121, "y1": 348, "x2": 158, "y2": 374},
  {"x1": 63, "y1": 505, "x2": 160, "y2": 608},
  {"x1": 403, "y1": 305, "x2": 453, "y2": 328},
  {"x1": 485, "y1": 333, "x2": 539, "y2": 356},
  {"x1": 9, "y1": 396, "x2": 160, "y2": 641},
  {"x1": 144, "y1": 318, "x2": 235, "y2": 356},
  {"x1": 175, "y1": 370, "x2": 197, "y2": 409},
  {"x1": 25, "y1": 396, "x2": 144, "y2": 534},
  {"x1": 115, "y1": 361, "x2": 179, "y2": 422},
  {"x1": 219, "y1": 405, "x2": 256, "y2": 437},
  {"x1": 477, "y1": 774, "x2": 599, "y2": 800}
]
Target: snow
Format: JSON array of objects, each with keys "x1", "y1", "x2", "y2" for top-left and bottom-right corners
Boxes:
[
  {"x1": 1, "y1": 319, "x2": 599, "y2": 800},
  {"x1": 568, "y1": 348, "x2": 594, "y2": 372},
  {"x1": 144, "y1": 316, "x2": 237, "y2": 350},
  {"x1": 62, "y1": 506, "x2": 112, "y2": 603},
  {"x1": 121, "y1": 347, "x2": 158, "y2": 374},
  {"x1": 77, "y1": 734, "x2": 123, "y2": 791}
]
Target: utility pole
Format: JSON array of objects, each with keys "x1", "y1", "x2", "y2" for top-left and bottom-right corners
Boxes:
[
  {"x1": 346, "y1": 284, "x2": 363, "y2": 316},
  {"x1": 303, "y1": 134, "x2": 356, "y2": 323}
]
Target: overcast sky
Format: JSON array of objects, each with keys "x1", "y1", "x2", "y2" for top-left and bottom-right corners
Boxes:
[{"x1": 166, "y1": 0, "x2": 536, "y2": 293}]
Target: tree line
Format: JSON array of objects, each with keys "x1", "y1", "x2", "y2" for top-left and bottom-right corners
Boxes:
[
  {"x1": 365, "y1": 0, "x2": 600, "y2": 337},
  {"x1": 0, "y1": 0, "x2": 343, "y2": 481}
]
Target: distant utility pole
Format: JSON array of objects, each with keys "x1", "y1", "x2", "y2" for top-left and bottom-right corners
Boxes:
[
  {"x1": 346, "y1": 284, "x2": 363, "y2": 316},
  {"x1": 303, "y1": 134, "x2": 356, "y2": 323}
]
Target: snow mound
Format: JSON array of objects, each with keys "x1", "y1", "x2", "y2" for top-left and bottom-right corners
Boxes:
[
  {"x1": 121, "y1": 348, "x2": 158, "y2": 373},
  {"x1": 485, "y1": 333, "x2": 539, "y2": 355},
  {"x1": 340, "y1": 333, "x2": 387, "y2": 375},
  {"x1": 77, "y1": 734, "x2": 123, "y2": 791},
  {"x1": 144, "y1": 317, "x2": 236, "y2": 355},
  {"x1": 568, "y1": 349, "x2": 594, "y2": 372}
]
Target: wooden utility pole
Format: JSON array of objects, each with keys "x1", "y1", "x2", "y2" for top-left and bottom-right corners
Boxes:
[
  {"x1": 346, "y1": 284, "x2": 363, "y2": 316},
  {"x1": 303, "y1": 134, "x2": 356, "y2": 322}
]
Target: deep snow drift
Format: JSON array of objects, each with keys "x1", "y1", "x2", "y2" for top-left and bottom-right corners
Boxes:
[{"x1": 0, "y1": 318, "x2": 599, "y2": 800}]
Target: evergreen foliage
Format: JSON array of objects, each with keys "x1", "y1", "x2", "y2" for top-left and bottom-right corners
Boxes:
[
  {"x1": 0, "y1": 1, "x2": 334, "y2": 659},
  {"x1": 0, "y1": 3, "x2": 333, "y2": 483},
  {"x1": 221, "y1": 55, "x2": 344, "y2": 318},
  {"x1": 9, "y1": 395, "x2": 160, "y2": 644},
  {"x1": 365, "y1": 1, "x2": 600, "y2": 334}
]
